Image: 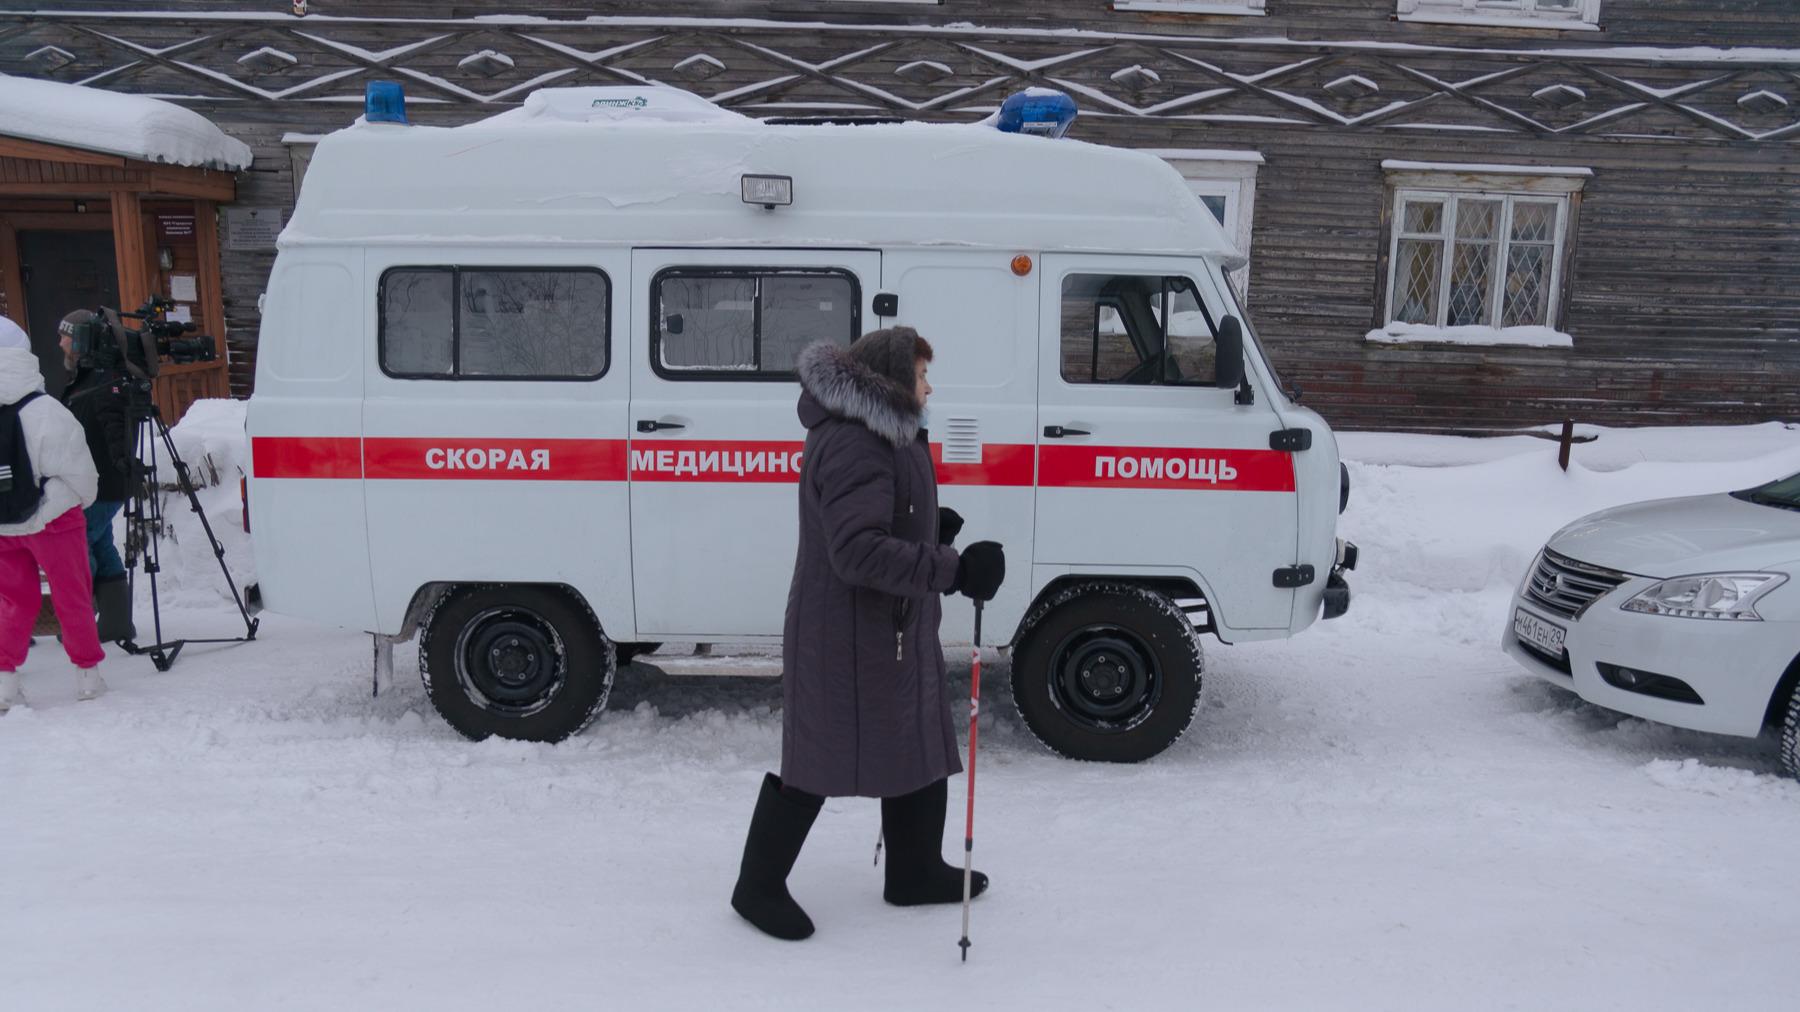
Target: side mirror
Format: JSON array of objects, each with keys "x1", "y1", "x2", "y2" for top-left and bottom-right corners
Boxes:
[
  {"x1": 1214, "y1": 316, "x2": 1245, "y2": 391},
  {"x1": 665, "y1": 313, "x2": 685, "y2": 336}
]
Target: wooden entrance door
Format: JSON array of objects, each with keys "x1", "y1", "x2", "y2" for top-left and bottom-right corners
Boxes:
[{"x1": 17, "y1": 228, "x2": 118, "y2": 396}]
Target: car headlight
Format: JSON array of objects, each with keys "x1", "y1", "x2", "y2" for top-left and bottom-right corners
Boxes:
[{"x1": 1621, "y1": 573, "x2": 1787, "y2": 621}]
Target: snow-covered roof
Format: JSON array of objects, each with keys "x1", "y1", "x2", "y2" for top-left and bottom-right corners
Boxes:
[
  {"x1": 0, "y1": 74, "x2": 253, "y2": 170},
  {"x1": 284, "y1": 85, "x2": 1242, "y2": 266}
]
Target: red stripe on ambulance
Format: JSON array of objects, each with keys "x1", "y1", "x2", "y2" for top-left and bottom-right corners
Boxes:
[
  {"x1": 251, "y1": 437, "x2": 362, "y2": 479},
  {"x1": 933, "y1": 444, "x2": 1035, "y2": 487},
  {"x1": 249, "y1": 437, "x2": 1298, "y2": 492},
  {"x1": 629, "y1": 440, "x2": 805, "y2": 483},
  {"x1": 364, "y1": 438, "x2": 627, "y2": 481},
  {"x1": 1037, "y1": 445, "x2": 1296, "y2": 492}
]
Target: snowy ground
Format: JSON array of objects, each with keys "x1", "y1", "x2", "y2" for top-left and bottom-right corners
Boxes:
[{"x1": 6, "y1": 412, "x2": 1800, "y2": 1011}]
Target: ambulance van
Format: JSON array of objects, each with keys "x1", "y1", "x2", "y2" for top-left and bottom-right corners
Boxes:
[{"x1": 248, "y1": 84, "x2": 1356, "y2": 763}]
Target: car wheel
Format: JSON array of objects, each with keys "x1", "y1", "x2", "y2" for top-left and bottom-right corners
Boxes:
[
  {"x1": 420, "y1": 585, "x2": 613, "y2": 742},
  {"x1": 1781, "y1": 675, "x2": 1800, "y2": 781},
  {"x1": 1011, "y1": 582, "x2": 1203, "y2": 763}
]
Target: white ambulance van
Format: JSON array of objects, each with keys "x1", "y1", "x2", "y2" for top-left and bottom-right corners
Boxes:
[{"x1": 248, "y1": 84, "x2": 1356, "y2": 762}]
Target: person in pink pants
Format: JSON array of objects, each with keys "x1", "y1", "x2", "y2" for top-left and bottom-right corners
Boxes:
[{"x1": 0, "y1": 316, "x2": 104, "y2": 711}]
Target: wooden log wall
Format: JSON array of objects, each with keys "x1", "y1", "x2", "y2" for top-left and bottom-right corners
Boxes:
[{"x1": 3, "y1": 0, "x2": 1794, "y2": 432}]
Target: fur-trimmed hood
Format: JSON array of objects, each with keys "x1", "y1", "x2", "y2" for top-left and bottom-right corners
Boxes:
[{"x1": 796, "y1": 337, "x2": 922, "y2": 448}]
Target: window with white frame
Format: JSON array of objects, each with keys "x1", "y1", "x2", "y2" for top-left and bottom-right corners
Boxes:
[
  {"x1": 1147, "y1": 150, "x2": 1262, "y2": 292},
  {"x1": 1387, "y1": 190, "x2": 1568, "y2": 330},
  {"x1": 1396, "y1": 0, "x2": 1601, "y2": 30},
  {"x1": 1113, "y1": 2, "x2": 1266, "y2": 14}
]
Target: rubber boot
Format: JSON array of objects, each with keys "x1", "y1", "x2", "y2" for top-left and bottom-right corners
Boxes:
[
  {"x1": 881, "y1": 777, "x2": 989, "y2": 906},
  {"x1": 731, "y1": 772, "x2": 823, "y2": 940},
  {"x1": 94, "y1": 574, "x2": 135, "y2": 643},
  {"x1": 0, "y1": 671, "x2": 24, "y2": 712}
]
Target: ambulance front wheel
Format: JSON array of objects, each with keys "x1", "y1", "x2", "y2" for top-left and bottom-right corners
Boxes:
[
  {"x1": 1011, "y1": 582, "x2": 1203, "y2": 763},
  {"x1": 420, "y1": 585, "x2": 615, "y2": 743}
]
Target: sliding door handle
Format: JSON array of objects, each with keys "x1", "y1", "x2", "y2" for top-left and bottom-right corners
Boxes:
[
  {"x1": 1043, "y1": 425, "x2": 1091, "y2": 439},
  {"x1": 636, "y1": 420, "x2": 687, "y2": 433}
]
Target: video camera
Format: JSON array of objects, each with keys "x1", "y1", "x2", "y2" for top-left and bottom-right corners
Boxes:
[{"x1": 67, "y1": 295, "x2": 219, "y2": 382}]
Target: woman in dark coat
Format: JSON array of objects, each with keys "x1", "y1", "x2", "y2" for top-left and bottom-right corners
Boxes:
[{"x1": 731, "y1": 326, "x2": 1007, "y2": 941}]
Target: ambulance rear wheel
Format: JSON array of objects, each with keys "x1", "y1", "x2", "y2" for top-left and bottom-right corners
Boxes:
[
  {"x1": 420, "y1": 585, "x2": 614, "y2": 743},
  {"x1": 1011, "y1": 582, "x2": 1203, "y2": 763}
]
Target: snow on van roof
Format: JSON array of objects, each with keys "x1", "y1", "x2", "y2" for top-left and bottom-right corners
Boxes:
[
  {"x1": 283, "y1": 85, "x2": 1242, "y2": 267},
  {"x1": 0, "y1": 74, "x2": 252, "y2": 170},
  {"x1": 477, "y1": 85, "x2": 755, "y2": 127}
]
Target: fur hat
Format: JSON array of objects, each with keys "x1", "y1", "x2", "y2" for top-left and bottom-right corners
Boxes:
[
  {"x1": 846, "y1": 326, "x2": 925, "y2": 394},
  {"x1": 797, "y1": 327, "x2": 934, "y2": 447}
]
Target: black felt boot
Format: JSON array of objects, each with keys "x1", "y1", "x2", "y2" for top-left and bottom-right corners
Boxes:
[
  {"x1": 881, "y1": 777, "x2": 988, "y2": 906},
  {"x1": 731, "y1": 772, "x2": 823, "y2": 940},
  {"x1": 94, "y1": 574, "x2": 135, "y2": 643}
]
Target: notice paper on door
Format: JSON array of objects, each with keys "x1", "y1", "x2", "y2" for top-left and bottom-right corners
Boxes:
[
  {"x1": 169, "y1": 274, "x2": 198, "y2": 302},
  {"x1": 168, "y1": 305, "x2": 193, "y2": 325}
]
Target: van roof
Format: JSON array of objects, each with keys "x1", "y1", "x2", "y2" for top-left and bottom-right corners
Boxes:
[{"x1": 283, "y1": 86, "x2": 1244, "y2": 268}]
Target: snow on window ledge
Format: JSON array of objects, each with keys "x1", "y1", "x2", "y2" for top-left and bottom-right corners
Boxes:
[
  {"x1": 1113, "y1": 1, "x2": 1267, "y2": 15},
  {"x1": 1366, "y1": 323, "x2": 1574, "y2": 348},
  {"x1": 1396, "y1": 11, "x2": 1600, "y2": 32}
]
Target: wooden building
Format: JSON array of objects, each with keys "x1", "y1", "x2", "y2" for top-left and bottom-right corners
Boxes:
[
  {"x1": 0, "y1": 93, "x2": 243, "y2": 421},
  {"x1": 2, "y1": 0, "x2": 1794, "y2": 432}
]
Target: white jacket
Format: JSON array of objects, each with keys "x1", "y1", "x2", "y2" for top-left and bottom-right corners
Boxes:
[{"x1": 0, "y1": 347, "x2": 98, "y2": 536}]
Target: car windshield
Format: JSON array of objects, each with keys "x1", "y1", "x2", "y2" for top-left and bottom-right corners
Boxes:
[{"x1": 1735, "y1": 471, "x2": 1800, "y2": 511}]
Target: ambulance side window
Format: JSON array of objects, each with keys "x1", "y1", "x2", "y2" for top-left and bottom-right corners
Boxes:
[
  {"x1": 379, "y1": 266, "x2": 609, "y2": 381},
  {"x1": 653, "y1": 269, "x2": 858, "y2": 379},
  {"x1": 1059, "y1": 273, "x2": 1217, "y2": 387}
]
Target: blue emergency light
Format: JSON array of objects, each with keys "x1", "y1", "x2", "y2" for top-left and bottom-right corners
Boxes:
[
  {"x1": 992, "y1": 89, "x2": 1078, "y2": 139},
  {"x1": 365, "y1": 80, "x2": 408, "y2": 124}
]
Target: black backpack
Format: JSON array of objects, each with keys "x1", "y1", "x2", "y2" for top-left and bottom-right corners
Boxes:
[{"x1": 0, "y1": 391, "x2": 46, "y2": 524}]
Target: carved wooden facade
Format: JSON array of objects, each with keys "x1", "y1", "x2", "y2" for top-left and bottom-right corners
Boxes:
[{"x1": 3, "y1": 1, "x2": 1795, "y2": 431}]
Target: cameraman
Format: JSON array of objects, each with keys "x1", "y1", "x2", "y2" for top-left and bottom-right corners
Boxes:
[{"x1": 57, "y1": 310, "x2": 134, "y2": 643}]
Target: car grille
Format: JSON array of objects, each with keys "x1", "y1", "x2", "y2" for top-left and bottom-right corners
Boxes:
[{"x1": 1524, "y1": 549, "x2": 1630, "y2": 619}]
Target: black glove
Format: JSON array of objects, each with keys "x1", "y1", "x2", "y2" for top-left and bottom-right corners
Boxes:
[
  {"x1": 951, "y1": 541, "x2": 1005, "y2": 602},
  {"x1": 937, "y1": 506, "x2": 964, "y2": 546}
]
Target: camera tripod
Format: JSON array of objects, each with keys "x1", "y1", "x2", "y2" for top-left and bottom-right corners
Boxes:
[{"x1": 119, "y1": 385, "x2": 258, "y2": 671}]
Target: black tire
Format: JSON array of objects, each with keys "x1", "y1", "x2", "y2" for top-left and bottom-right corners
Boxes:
[
  {"x1": 1011, "y1": 582, "x2": 1203, "y2": 763},
  {"x1": 1781, "y1": 678, "x2": 1800, "y2": 781},
  {"x1": 615, "y1": 642, "x2": 664, "y2": 667},
  {"x1": 420, "y1": 585, "x2": 614, "y2": 742}
]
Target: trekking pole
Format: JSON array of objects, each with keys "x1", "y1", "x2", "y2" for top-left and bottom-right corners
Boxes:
[{"x1": 959, "y1": 600, "x2": 983, "y2": 962}]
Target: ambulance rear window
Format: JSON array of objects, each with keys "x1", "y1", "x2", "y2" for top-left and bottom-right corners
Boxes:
[
  {"x1": 653, "y1": 268, "x2": 858, "y2": 380},
  {"x1": 379, "y1": 266, "x2": 609, "y2": 381}
]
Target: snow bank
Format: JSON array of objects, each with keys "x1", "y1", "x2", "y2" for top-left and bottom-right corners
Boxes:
[
  {"x1": 0, "y1": 74, "x2": 252, "y2": 170},
  {"x1": 1644, "y1": 758, "x2": 1800, "y2": 800},
  {"x1": 165, "y1": 398, "x2": 248, "y2": 489},
  {"x1": 9, "y1": 416, "x2": 1800, "y2": 1010},
  {"x1": 1339, "y1": 423, "x2": 1800, "y2": 598},
  {"x1": 148, "y1": 398, "x2": 253, "y2": 600},
  {"x1": 1340, "y1": 421, "x2": 1800, "y2": 469}
]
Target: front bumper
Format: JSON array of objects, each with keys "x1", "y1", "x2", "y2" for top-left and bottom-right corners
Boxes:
[{"x1": 1501, "y1": 570, "x2": 1795, "y2": 737}]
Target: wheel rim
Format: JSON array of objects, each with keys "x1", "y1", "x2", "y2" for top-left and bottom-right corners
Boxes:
[
  {"x1": 453, "y1": 606, "x2": 565, "y2": 717},
  {"x1": 1046, "y1": 625, "x2": 1161, "y2": 734}
]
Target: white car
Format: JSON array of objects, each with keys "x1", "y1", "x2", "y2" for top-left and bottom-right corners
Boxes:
[{"x1": 1502, "y1": 470, "x2": 1800, "y2": 777}]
